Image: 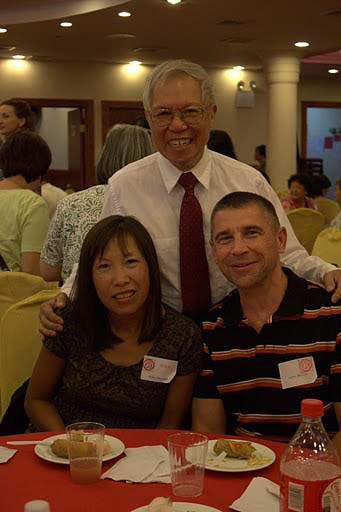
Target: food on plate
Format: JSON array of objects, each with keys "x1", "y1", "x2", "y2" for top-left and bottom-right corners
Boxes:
[
  {"x1": 50, "y1": 438, "x2": 111, "y2": 459},
  {"x1": 147, "y1": 497, "x2": 196, "y2": 512},
  {"x1": 148, "y1": 497, "x2": 173, "y2": 512},
  {"x1": 213, "y1": 439, "x2": 256, "y2": 459}
]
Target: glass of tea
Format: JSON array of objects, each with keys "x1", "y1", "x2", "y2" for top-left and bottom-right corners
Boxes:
[{"x1": 66, "y1": 421, "x2": 105, "y2": 484}]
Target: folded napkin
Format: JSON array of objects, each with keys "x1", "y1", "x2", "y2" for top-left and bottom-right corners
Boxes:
[
  {"x1": 0, "y1": 446, "x2": 17, "y2": 463},
  {"x1": 230, "y1": 477, "x2": 279, "y2": 512},
  {"x1": 101, "y1": 445, "x2": 171, "y2": 483}
]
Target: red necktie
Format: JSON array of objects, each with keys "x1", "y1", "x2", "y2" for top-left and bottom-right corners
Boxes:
[{"x1": 178, "y1": 172, "x2": 211, "y2": 319}]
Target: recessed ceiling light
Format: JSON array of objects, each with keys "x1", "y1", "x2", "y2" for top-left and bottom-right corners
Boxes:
[
  {"x1": 167, "y1": 0, "x2": 182, "y2": 4},
  {"x1": 60, "y1": 21, "x2": 73, "y2": 27},
  {"x1": 129, "y1": 60, "x2": 142, "y2": 65},
  {"x1": 0, "y1": 28, "x2": 8, "y2": 34},
  {"x1": 294, "y1": 41, "x2": 310, "y2": 48},
  {"x1": 233, "y1": 65, "x2": 245, "y2": 71},
  {"x1": 12, "y1": 54, "x2": 26, "y2": 60},
  {"x1": 328, "y1": 68, "x2": 339, "y2": 74},
  {"x1": 118, "y1": 11, "x2": 132, "y2": 17}
]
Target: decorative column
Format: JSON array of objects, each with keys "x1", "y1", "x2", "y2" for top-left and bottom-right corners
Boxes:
[{"x1": 266, "y1": 55, "x2": 300, "y2": 191}]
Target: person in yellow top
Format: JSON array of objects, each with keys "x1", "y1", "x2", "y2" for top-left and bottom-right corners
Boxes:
[{"x1": 0, "y1": 131, "x2": 50, "y2": 275}]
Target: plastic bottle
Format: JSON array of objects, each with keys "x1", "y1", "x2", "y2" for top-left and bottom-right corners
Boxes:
[
  {"x1": 280, "y1": 398, "x2": 340, "y2": 512},
  {"x1": 24, "y1": 500, "x2": 50, "y2": 512}
]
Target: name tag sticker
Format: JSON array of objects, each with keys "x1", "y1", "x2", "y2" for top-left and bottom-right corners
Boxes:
[
  {"x1": 278, "y1": 356, "x2": 317, "y2": 389},
  {"x1": 141, "y1": 356, "x2": 178, "y2": 384}
]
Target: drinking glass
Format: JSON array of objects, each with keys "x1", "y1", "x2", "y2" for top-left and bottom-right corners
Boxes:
[
  {"x1": 168, "y1": 432, "x2": 208, "y2": 497},
  {"x1": 66, "y1": 421, "x2": 105, "y2": 484}
]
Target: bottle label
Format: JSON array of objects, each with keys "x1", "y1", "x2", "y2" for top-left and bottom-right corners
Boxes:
[{"x1": 280, "y1": 474, "x2": 340, "y2": 512}]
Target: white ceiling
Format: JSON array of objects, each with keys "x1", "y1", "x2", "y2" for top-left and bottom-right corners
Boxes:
[{"x1": 0, "y1": 0, "x2": 340, "y2": 78}]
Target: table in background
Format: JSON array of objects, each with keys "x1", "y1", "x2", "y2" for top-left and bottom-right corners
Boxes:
[{"x1": 0, "y1": 429, "x2": 285, "y2": 512}]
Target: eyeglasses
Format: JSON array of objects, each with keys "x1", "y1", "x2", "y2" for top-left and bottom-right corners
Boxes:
[{"x1": 150, "y1": 106, "x2": 210, "y2": 127}]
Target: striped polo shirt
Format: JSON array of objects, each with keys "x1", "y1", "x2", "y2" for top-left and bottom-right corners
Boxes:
[{"x1": 194, "y1": 268, "x2": 341, "y2": 438}]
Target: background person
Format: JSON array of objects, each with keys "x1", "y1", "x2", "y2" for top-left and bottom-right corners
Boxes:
[
  {"x1": 26, "y1": 215, "x2": 202, "y2": 431},
  {"x1": 192, "y1": 192, "x2": 341, "y2": 454},
  {"x1": 0, "y1": 131, "x2": 50, "y2": 274},
  {"x1": 40, "y1": 124, "x2": 154, "y2": 283},
  {"x1": 207, "y1": 129, "x2": 237, "y2": 159},
  {"x1": 39, "y1": 59, "x2": 341, "y2": 338},
  {"x1": 281, "y1": 173, "x2": 317, "y2": 211},
  {"x1": 0, "y1": 98, "x2": 35, "y2": 141}
]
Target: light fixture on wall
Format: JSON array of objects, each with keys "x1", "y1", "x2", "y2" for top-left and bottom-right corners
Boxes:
[{"x1": 235, "y1": 80, "x2": 256, "y2": 108}]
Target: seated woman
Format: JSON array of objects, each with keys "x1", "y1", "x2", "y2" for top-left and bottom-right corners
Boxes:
[
  {"x1": 25, "y1": 215, "x2": 202, "y2": 430},
  {"x1": 0, "y1": 131, "x2": 50, "y2": 274},
  {"x1": 281, "y1": 173, "x2": 317, "y2": 212},
  {"x1": 40, "y1": 124, "x2": 154, "y2": 283}
]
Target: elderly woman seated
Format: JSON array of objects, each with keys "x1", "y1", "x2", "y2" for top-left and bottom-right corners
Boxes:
[
  {"x1": 0, "y1": 131, "x2": 50, "y2": 274},
  {"x1": 282, "y1": 173, "x2": 317, "y2": 212},
  {"x1": 25, "y1": 215, "x2": 202, "y2": 430}
]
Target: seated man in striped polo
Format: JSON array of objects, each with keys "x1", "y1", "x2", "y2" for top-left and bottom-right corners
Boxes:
[{"x1": 192, "y1": 191, "x2": 341, "y2": 453}]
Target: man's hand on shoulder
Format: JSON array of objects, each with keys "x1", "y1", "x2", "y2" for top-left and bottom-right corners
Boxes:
[
  {"x1": 323, "y1": 269, "x2": 341, "y2": 303},
  {"x1": 39, "y1": 292, "x2": 68, "y2": 340}
]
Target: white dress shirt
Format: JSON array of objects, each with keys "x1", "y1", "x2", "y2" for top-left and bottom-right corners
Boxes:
[{"x1": 63, "y1": 148, "x2": 335, "y2": 309}]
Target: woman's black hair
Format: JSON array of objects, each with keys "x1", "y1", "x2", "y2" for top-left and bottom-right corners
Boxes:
[
  {"x1": 287, "y1": 173, "x2": 312, "y2": 193},
  {"x1": 208, "y1": 129, "x2": 237, "y2": 159},
  {"x1": 71, "y1": 215, "x2": 163, "y2": 350}
]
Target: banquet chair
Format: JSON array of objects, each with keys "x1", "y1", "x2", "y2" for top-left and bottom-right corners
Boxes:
[
  {"x1": 0, "y1": 288, "x2": 60, "y2": 418},
  {"x1": 0, "y1": 271, "x2": 59, "y2": 324},
  {"x1": 287, "y1": 208, "x2": 325, "y2": 254},
  {"x1": 311, "y1": 227, "x2": 341, "y2": 267},
  {"x1": 314, "y1": 197, "x2": 339, "y2": 225}
]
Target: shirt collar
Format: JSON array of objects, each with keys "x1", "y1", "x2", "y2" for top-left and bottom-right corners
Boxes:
[
  {"x1": 157, "y1": 146, "x2": 211, "y2": 194},
  {"x1": 221, "y1": 267, "x2": 308, "y2": 326}
]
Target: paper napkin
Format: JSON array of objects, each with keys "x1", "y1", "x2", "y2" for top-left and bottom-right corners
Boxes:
[
  {"x1": 0, "y1": 446, "x2": 17, "y2": 463},
  {"x1": 101, "y1": 445, "x2": 170, "y2": 483},
  {"x1": 230, "y1": 477, "x2": 280, "y2": 512}
]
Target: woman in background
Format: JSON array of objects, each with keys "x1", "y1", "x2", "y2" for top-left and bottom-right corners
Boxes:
[
  {"x1": 282, "y1": 173, "x2": 317, "y2": 212},
  {"x1": 208, "y1": 129, "x2": 237, "y2": 159},
  {"x1": 0, "y1": 99, "x2": 35, "y2": 141},
  {"x1": 0, "y1": 131, "x2": 50, "y2": 274},
  {"x1": 40, "y1": 124, "x2": 154, "y2": 283},
  {"x1": 26, "y1": 215, "x2": 202, "y2": 430}
]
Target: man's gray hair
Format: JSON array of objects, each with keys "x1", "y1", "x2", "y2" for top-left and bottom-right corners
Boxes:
[
  {"x1": 143, "y1": 59, "x2": 216, "y2": 112},
  {"x1": 96, "y1": 124, "x2": 155, "y2": 185}
]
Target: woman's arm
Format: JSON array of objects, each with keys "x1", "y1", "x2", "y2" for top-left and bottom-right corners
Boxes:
[
  {"x1": 40, "y1": 259, "x2": 62, "y2": 282},
  {"x1": 24, "y1": 345, "x2": 66, "y2": 431},
  {"x1": 192, "y1": 397, "x2": 226, "y2": 434},
  {"x1": 21, "y1": 252, "x2": 41, "y2": 276},
  {"x1": 157, "y1": 373, "x2": 197, "y2": 429}
]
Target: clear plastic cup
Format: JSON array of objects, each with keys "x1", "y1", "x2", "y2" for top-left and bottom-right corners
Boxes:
[
  {"x1": 168, "y1": 432, "x2": 208, "y2": 497},
  {"x1": 66, "y1": 421, "x2": 105, "y2": 484}
]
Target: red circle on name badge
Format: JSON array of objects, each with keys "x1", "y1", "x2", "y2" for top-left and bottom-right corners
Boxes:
[
  {"x1": 299, "y1": 358, "x2": 313, "y2": 373},
  {"x1": 143, "y1": 358, "x2": 155, "y2": 371}
]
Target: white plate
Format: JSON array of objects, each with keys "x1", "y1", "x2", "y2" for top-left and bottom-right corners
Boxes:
[
  {"x1": 205, "y1": 439, "x2": 276, "y2": 473},
  {"x1": 132, "y1": 503, "x2": 222, "y2": 512},
  {"x1": 34, "y1": 433, "x2": 125, "y2": 465}
]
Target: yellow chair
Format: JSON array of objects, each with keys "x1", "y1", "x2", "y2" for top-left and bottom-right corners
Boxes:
[
  {"x1": 311, "y1": 227, "x2": 341, "y2": 267},
  {"x1": 287, "y1": 208, "x2": 325, "y2": 254},
  {"x1": 0, "y1": 288, "x2": 60, "y2": 418},
  {"x1": 277, "y1": 190, "x2": 289, "y2": 201},
  {"x1": 0, "y1": 272, "x2": 59, "y2": 324},
  {"x1": 314, "y1": 197, "x2": 339, "y2": 225}
]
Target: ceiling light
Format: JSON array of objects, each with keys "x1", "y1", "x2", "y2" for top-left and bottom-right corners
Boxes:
[
  {"x1": 328, "y1": 68, "x2": 339, "y2": 74},
  {"x1": 12, "y1": 54, "x2": 26, "y2": 60},
  {"x1": 233, "y1": 66, "x2": 245, "y2": 71},
  {"x1": 294, "y1": 41, "x2": 310, "y2": 48},
  {"x1": 0, "y1": 28, "x2": 7, "y2": 34},
  {"x1": 60, "y1": 22, "x2": 73, "y2": 27},
  {"x1": 129, "y1": 60, "x2": 142, "y2": 65},
  {"x1": 167, "y1": 0, "x2": 182, "y2": 4},
  {"x1": 118, "y1": 11, "x2": 132, "y2": 17}
]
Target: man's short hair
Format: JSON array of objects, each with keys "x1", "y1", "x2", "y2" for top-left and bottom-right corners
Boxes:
[
  {"x1": 143, "y1": 59, "x2": 216, "y2": 112},
  {"x1": 211, "y1": 192, "x2": 280, "y2": 236}
]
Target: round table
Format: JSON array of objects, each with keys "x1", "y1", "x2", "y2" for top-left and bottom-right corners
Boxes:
[{"x1": 0, "y1": 429, "x2": 285, "y2": 511}]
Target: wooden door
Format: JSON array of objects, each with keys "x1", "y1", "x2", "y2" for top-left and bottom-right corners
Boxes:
[{"x1": 101, "y1": 101, "x2": 145, "y2": 143}]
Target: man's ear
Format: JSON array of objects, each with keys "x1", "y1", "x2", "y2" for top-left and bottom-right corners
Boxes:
[{"x1": 277, "y1": 226, "x2": 287, "y2": 254}]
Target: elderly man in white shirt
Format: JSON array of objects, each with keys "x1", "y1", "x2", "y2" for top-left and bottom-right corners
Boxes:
[{"x1": 39, "y1": 59, "x2": 341, "y2": 336}]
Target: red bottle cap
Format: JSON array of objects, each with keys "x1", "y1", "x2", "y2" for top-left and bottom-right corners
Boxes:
[{"x1": 301, "y1": 398, "x2": 323, "y2": 417}]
